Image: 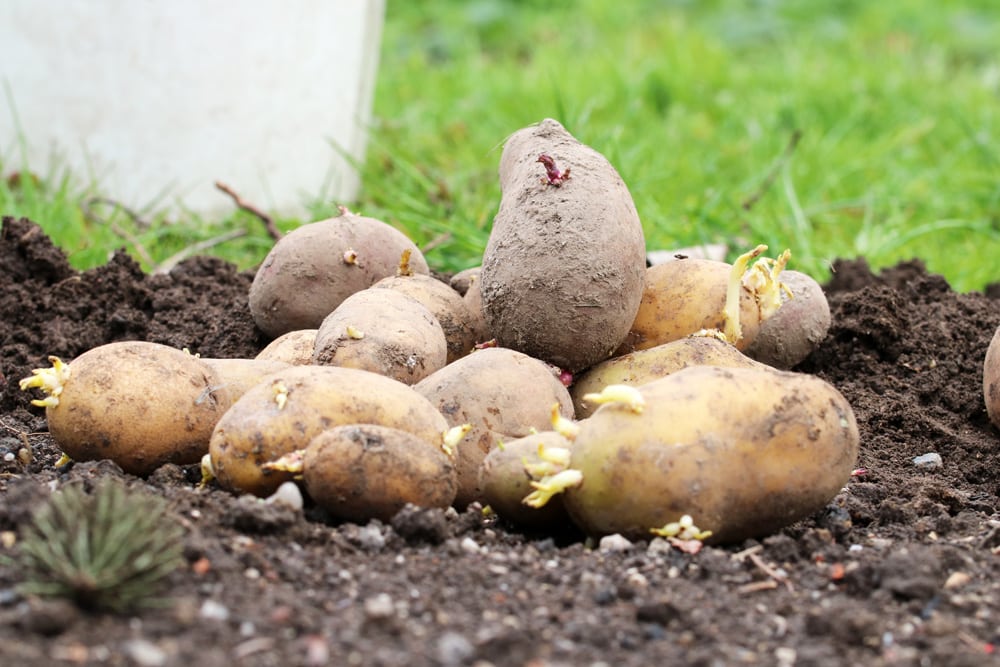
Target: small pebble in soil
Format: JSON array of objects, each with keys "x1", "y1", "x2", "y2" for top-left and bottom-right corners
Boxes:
[
  {"x1": 436, "y1": 631, "x2": 474, "y2": 666},
  {"x1": 199, "y1": 599, "x2": 230, "y2": 622},
  {"x1": 122, "y1": 638, "x2": 168, "y2": 667},
  {"x1": 363, "y1": 593, "x2": 395, "y2": 619},
  {"x1": 598, "y1": 534, "x2": 633, "y2": 552},
  {"x1": 912, "y1": 452, "x2": 943, "y2": 469},
  {"x1": 265, "y1": 481, "x2": 304, "y2": 511}
]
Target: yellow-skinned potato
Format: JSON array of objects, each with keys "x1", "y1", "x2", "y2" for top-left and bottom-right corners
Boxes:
[
  {"x1": 300, "y1": 424, "x2": 457, "y2": 522},
  {"x1": 563, "y1": 365, "x2": 859, "y2": 544},
  {"x1": 19, "y1": 341, "x2": 231, "y2": 476},
  {"x1": 479, "y1": 431, "x2": 573, "y2": 530},
  {"x1": 312, "y1": 288, "x2": 447, "y2": 385},
  {"x1": 617, "y1": 258, "x2": 763, "y2": 354},
  {"x1": 571, "y1": 336, "x2": 769, "y2": 418},
  {"x1": 209, "y1": 365, "x2": 451, "y2": 497},
  {"x1": 201, "y1": 358, "x2": 291, "y2": 403},
  {"x1": 744, "y1": 270, "x2": 831, "y2": 369},
  {"x1": 255, "y1": 329, "x2": 318, "y2": 365},
  {"x1": 985, "y1": 325, "x2": 1000, "y2": 429},
  {"x1": 414, "y1": 346, "x2": 574, "y2": 508}
]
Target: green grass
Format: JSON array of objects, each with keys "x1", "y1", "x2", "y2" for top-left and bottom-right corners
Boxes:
[{"x1": 3, "y1": 0, "x2": 1000, "y2": 290}]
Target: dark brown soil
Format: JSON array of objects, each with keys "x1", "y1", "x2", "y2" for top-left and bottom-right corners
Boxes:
[{"x1": 1, "y1": 215, "x2": 999, "y2": 666}]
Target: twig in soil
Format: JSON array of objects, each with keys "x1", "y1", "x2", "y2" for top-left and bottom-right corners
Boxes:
[
  {"x1": 153, "y1": 229, "x2": 248, "y2": 275},
  {"x1": 736, "y1": 580, "x2": 779, "y2": 595},
  {"x1": 81, "y1": 196, "x2": 157, "y2": 267},
  {"x1": 741, "y1": 129, "x2": 802, "y2": 211},
  {"x1": 731, "y1": 544, "x2": 794, "y2": 592},
  {"x1": 215, "y1": 181, "x2": 283, "y2": 241}
]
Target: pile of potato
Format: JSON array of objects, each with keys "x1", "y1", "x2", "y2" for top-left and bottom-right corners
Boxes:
[{"x1": 22, "y1": 118, "x2": 900, "y2": 545}]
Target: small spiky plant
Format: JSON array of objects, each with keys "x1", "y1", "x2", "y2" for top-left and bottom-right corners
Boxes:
[{"x1": 12, "y1": 479, "x2": 185, "y2": 613}]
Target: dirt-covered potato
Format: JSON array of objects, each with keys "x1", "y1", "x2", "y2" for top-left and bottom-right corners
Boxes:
[
  {"x1": 202, "y1": 358, "x2": 290, "y2": 403},
  {"x1": 294, "y1": 424, "x2": 457, "y2": 522},
  {"x1": 571, "y1": 336, "x2": 769, "y2": 418},
  {"x1": 372, "y1": 268, "x2": 478, "y2": 363},
  {"x1": 19, "y1": 341, "x2": 231, "y2": 476},
  {"x1": 312, "y1": 288, "x2": 447, "y2": 384},
  {"x1": 744, "y1": 270, "x2": 831, "y2": 369},
  {"x1": 249, "y1": 208, "x2": 429, "y2": 339},
  {"x1": 985, "y1": 325, "x2": 1000, "y2": 429},
  {"x1": 616, "y1": 248, "x2": 784, "y2": 354},
  {"x1": 449, "y1": 266, "x2": 481, "y2": 297},
  {"x1": 479, "y1": 431, "x2": 573, "y2": 530},
  {"x1": 480, "y1": 118, "x2": 646, "y2": 372},
  {"x1": 562, "y1": 365, "x2": 859, "y2": 544},
  {"x1": 460, "y1": 273, "x2": 490, "y2": 347},
  {"x1": 209, "y1": 365, "x2": 451, "y2": 497},
  {"x1": 255, "y1": 329, "x2": 318, "y2": 365},
  {"x1": 414, "y1": 346, "x2": 574, "y2": 508}
]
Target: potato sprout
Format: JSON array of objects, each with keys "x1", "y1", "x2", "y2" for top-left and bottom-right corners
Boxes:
[
  {"x1": 18, "y1": 356, "x2": 71, "y2": 408},
  {"x1": 650, "y1": 514, "x2": 713, "y2": 541},
  {"x1": 581, "y1": 384, "x2": 646, "y2": 414}
]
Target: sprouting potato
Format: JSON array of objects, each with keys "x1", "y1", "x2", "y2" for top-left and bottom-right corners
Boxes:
[
  {"x1": 255, "y1": 329, "x2": 318, "y2": 365},
  {"x1": 744, "y1": 270, "x2": 831, "y2": 369},
  {"x1": 248, "y1": 208, "x2": 429, "y2": 339},
  {"x1": 208, "y1": 365, "x2": 452, "y2": 497},
  {"x1": 561, "y1": 365, "x2": 859, "y2": 544},
  {"x1": 571, "y1": 336, "x2": 769, "y2": 418},
  {"x1": 19, "y1": 341, "x2": 231, "y2": 476},
  {"x1": 266, "y1": 424, "x2": 457, "y2": 523},
  {"x1": 414, "y1": 346, "x2": 574, "y2": 508},
  {"x1": 985, "y1": 325, "x2": 1000, "y2": 429},
  {"x1": 480, "y1": 118, "x2": 647, "y2": 373},
  {"x1": 312, "y1": 287, "x2": 448, "y2": 385},
  {"x1": 201, "y1": 358, "x2": 291, "y2": 403}
]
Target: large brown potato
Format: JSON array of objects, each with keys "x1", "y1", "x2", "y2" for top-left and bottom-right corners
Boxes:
[
  {"x1": 249, "y1": 209, "x2": 429, "y2": 339},
  {"x1": 209, "y1": 365, "x2": 451, "y2": 497},
  {"x1": 985, "y1": 325, "x2": 1000, "y2": 429},
  {"x1": 480, "y1": 118, "x2": 646, "y2": 372},
  {"x1": 414, "y1": 346, "x2": 574, "y2": 508},
  {"x1": 20, "y1": 341, "x2": 231, "y2": 476},
  {"x1": 563, "y1": 365, "x2": 859, "y2": 544}
]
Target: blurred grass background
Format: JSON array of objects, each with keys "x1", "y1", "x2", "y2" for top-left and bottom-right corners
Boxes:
[{"x1": 3, "y1": 0, "x2": 999, "y2": 290}]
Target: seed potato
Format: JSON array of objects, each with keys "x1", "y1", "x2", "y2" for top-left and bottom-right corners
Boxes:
[
  {"x1": 20, "y1": 341, "x2": 231, "y2": 476},
  {"x1": 744, "y1": 270, "x2": 831, "y2": 369},
  {"x1": 248, "y1": 209, "x2": 429, "y2": 339},
  {"x1": 201, "y1": 358, "x2": 291, "y2": 403},
  {"x1": 985, "y1": 325, "x2": 1000, "y2": 429},
  {"x1": 255, "y1": 329, "x2": 318, "y2": 365},
  {"x1": 480, "y1": 118, "x2": 647, "y2": 372},
  {"x1": 563, "y1": 365, "x2": 859, "y2": 544},
  {"x1": 208, "y1": 365, "x2": 451, "y2": 497}
]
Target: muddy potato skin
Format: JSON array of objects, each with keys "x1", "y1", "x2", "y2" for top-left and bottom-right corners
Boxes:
[
  {"x1": 46, "y1": 341, "x2": 230, "y2": 476},
  {"x1": 372, "y1": 274, "x2": 479, "y2": 363},
  {"x1": 312, "y1": 288, "x2": 447, "y2": 384},
  {"x1": 249, "y1": 212, "x2": 429, "y2": 339},
  {"x1": 617, "y1": 259, "x2": 762, "y2": 355},
  {"x1": 480, "y1": 118, "x2": 646, "y2": 373},
  {"x1": 303, "y1": 424, "x2": 457, "y2": 522},
  {"x1": 209, "y1": 365, "x2": 450, "y2": 497},
  {"x1": 479, "y1": 431, "x2": 573, "y2": 530},
  {"x1": 571, "y1": 337, "x2": 769, "y2": 418},
  {"x1": 255, "y1": 329, "x2": 318, "y2": 365},
  {"x1": 449, "y1": 266, "x2": 481, "y2": 297},
  {"x1": 745, "y1": 270, "x2": 831, "y2": 370},
  {"x1": 414, "y1": 346, "x2": 574, "y2": 508},
  {"x1": 985, "y1": 325, "x2": 1000, "y2": 429},
  {"x1": 563, "y1": 365, "x2": 860, "y2": 544}
]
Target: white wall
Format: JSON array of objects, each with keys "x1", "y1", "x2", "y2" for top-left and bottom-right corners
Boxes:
[{"x1": 0, "y1": 1, "x2": 385, "y2": 216}]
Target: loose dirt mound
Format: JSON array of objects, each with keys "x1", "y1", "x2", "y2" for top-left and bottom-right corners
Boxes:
[{"x1": 1, "y1": 216, "x2": 998, "y2": 666}]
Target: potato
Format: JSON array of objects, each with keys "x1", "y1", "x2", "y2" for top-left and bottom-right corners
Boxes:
[
  {"x1": 480, "y1": 118, "x2": 646, "y2": 372},
  {"x1": 372, "y1": 271, "x2": 478, "y2": 363},
  {"x1": 19, "y1": 341, "x2": 231, "y2": 476},
  {"x1": 298, "y1": 424, "x2": 457, "y2": 522},
  {"x1": 985, "y1": 325, "x2": 1000, "y2": 429},
  {"x1": 562, "y1": 365, "x2": 859, "y2": 544},
  {"x1": 449, "y1": 266, "x2": 481, "y2": 296},
  {"x1": 479, "y1": 431, "x2": 573, "y2": 530},
  {"x1": 249, "y1": 208, "x2": 429, "y2": 339},
  {"x1": 571, "y1": 336, "x2": 769, "y2": 418},
  {"x1": 617, "y1": 256, "x2": 763, "y2": 354},
  {"x1": 312, "y1": 288, "x2": 447, "y2": 384},
  {"x1": 414, "y1": 346, "x2": 574, "y2": 508},
  {"x1": 209, "y1": 365, "x2": 451, "y2": 497},
  {"x1": 460, "y1": 273, "x2": 490, "y2": 347},
  {"x1": 744, "y1": 270, "x2": 831, "y2": 369},
  {"x1": 255, "y1": 329, "x2": 318, "y2": 365},
  {"x1": 201, "y1": 358, "x2": 291, "y2": 403}
]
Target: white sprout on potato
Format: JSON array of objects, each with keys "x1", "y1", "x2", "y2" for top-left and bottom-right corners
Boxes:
[
  {"x1": 522, "y1": 441, "x2": 572, "y2": 479},
  {"x1": 522, "y1": 469, "x2": 583, "y2": 508},
  {"x1": 261, "y1": 449, "x2": 306, "y2": 475},
  {"x1": 744, "y1": 248, "x2": 792, "y2": 320},
  {"x1": 346, "y1": 325, "x2": 365, "y2": 340},
  {"x1": 199, "y1": 453, "x2": 216, "y2": 488},
  {"x1": 342, "y1": 248, "x2": 359, "y2": 265},
  {"x1": 441, "y1": 423, "x2": 472, "y2": 457},
  {"x1": 581, "y1": 384, "x2": 646, "y2": 414},
  {"x1": 18, "y1": 356, "x2": 72, "y2": 408},
  {"x1": 650, "y1": 514, "x2": 713, "y2": 541},
  {"x1": 721, "y1": 244, "x2": 768, "y2": 345},
  {"x1": 550, "y1": 403, "x2": 580, "y2": 440},
  {"x1": 271, "y1": 380, "x2": 290, "y2": 410}
]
